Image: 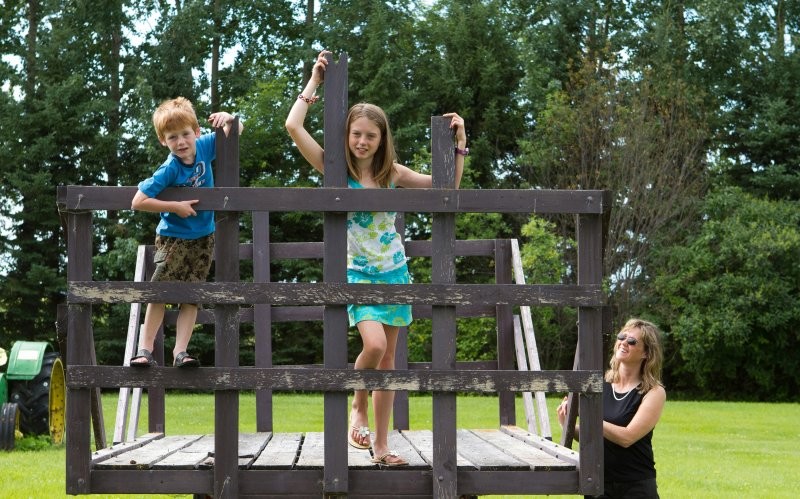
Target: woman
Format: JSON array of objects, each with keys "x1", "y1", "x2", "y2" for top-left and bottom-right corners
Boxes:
[{"x1": 558, "y1": 318, "x2": 666, "y2": 498}]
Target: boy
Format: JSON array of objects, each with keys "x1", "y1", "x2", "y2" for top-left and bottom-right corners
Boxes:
[{"x1": 130, "y1": 97, "x2": 244, "y2": 367}]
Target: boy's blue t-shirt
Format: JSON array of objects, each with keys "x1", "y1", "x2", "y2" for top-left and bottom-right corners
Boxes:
[{"x1": 138, "y1": 132, "x2": 216, "y2": 239}]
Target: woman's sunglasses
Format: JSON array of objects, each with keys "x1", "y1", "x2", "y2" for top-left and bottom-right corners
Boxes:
[{"x1": 617, "y1": 332, "x2": 639, "y2": 346}]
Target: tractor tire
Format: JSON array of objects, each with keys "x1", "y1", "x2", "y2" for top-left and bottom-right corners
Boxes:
[
  {"x1": 0, "y1": 402, "x2": 20, "y2": 450},
  {"x1": 9, "y1": 352, "x2": 64, "y2": 437}
]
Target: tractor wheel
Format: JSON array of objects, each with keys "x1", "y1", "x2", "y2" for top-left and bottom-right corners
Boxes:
[
  {"x1": 0, "y1": 402, "x2": 20, "y2": 450},
  {"x1": 9, "y1": 352, "x2": 66, "y2": 438}
]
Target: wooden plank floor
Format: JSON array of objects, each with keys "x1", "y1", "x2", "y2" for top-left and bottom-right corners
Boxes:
[{"x1": 92, "y1": 426, "x2": 577, "y2": 472}]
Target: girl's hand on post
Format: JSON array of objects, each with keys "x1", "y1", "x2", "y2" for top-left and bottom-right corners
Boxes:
[
  {"x1": 312, "y1": 50, "x2": 331, "y2": 85},
  {"x1": 443, "y1": 112, "x2": 467, "y2": 146}
]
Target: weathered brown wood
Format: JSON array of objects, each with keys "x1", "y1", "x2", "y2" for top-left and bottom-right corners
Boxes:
[
  {"x1": 511, "y1": 239, "x2": 552, "y2": 439},
  {"x1": 214, "y1": 120, "x2": 242, "y2": 499},
  {"x1": 387, "y1": 431, "x2": 428, "y2": 468},
  {"x1": 91, "y1": 432, "x2": 164, "y2": 464},
  {"x1": 68, "y1": 281, "x2": 605, "y2": 307},
  {"x1": 455, "y1": 429, "x2": 529, "y2": 470},
  {"x1": 431, "y1": 115, "x2": 459, "y2": 499},
  {"x1": 495, "y1": 239, "x2": 516, "y2": 426},
  {"x1": 68, "y1": 366, "x2": 603, "y2": 393},
  {"x1": 321, "y1": 50, "x2": 349, "y2": 496},
  {"x1": 63, "y1": 185, "x2": 610, "y2": 215},
  {"x1": 182, "y1": 303, "x2": 501, "y2": 325},
  {"x1": 89, "y1": 470, "x2": 213, "y2": 494},
  {"x1": 84, "y1": 429, "x2": 583, "y2": 496},
  {"x1": 295, "y1": 432, "x2": 377, "y2": 469},
  {"x1": 153, "y1": 434, "x2": 214, "y2": 469},
  {"x1": 402, "y1": 430, "x2": 474, "y2": 470},
  {"x1": 470, "y1": 429, "x2": 573, "y2": 470},
  {"x1": 94, "y1": 435, "x2": 204, "y2": 469},
  {"x1": 253, "y1": 211, "x2": 274, "y2": 432},
  {"x1": 251, "y1": 432, "x2": 302, "y2": 469},
  {"x1": 577, "y1": 212, "x2": 605, "y2": 496},
  {"x1": 501, "y1": 425, "x2": 579, "y2": 466},
  {"x1": 65, "y1": 210, "x2": 93, "y2": 495},
  {"x1": 61, "y1": 48, "x2": 611, "y2": 496},
  {"x1": 243, "y1": 238, "x2": 497, "y2": 261}
]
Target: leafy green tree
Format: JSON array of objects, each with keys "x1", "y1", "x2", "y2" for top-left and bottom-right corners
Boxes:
[{"x1": 650, "y1": 187, "x2": 800, "y2": 400}]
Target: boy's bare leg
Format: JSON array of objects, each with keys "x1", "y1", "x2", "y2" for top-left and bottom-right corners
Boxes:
[
  {"x1": 174, "y1": 303, "x2": 198, "y2": 357},
  {"x1": 131, "y1": 302, "x2": 165, "y2": 364}
]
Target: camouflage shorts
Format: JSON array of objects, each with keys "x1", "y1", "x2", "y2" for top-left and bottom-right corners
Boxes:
[{"x1": 151, "y1": 234, "x2": 214, "y2": 282}]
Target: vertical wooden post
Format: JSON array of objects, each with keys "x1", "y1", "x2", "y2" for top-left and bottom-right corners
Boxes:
[
  {"x1": 65, "y1": 208, "x2": 93, "y2": 494},
  {"x1": 431, "y1": 115, "x2": 458, "y2": 498},
  {"x1": 577, "y1": 211, "x2": 604, "y2": 496},
  {"x1": 322, "y1": 52, "x2": 349, "y2": 496},
  {"x1": 392, "y1": 213, "x2": 410, "y2": 430},
  {"x1": 253, "y1": 211, "x2": 274, "y2": 431},
  {"x1": 214, "y1": 118, "x2": 241, "y2": 499},
  {"x1": 142, "y1": 244, "x2": 166, "y2": 435},
  {"x1": 494, "y1": 239, "x2": 515, "y2": 425}
]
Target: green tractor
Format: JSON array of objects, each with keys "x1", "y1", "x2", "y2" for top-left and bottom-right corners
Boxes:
[{"x1": 0, "y1": 341, "x2": 66, "y2": 450}]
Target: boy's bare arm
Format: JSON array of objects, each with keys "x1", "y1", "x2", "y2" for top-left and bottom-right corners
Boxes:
[{"x1": 131, "y1": 190, "x2": 199, "y2": 218}]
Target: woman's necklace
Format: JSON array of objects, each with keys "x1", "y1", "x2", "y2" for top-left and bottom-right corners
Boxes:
[{"x1": 612, "y1": 381, "x2": 640, "y2": 401}]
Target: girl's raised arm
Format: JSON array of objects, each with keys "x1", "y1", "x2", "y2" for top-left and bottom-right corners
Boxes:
[
  {"x1": 285, "y1": 51, "x2": 330, "y2": 174},
  {"x1": 394, "y1": 112, "x2": 467, "y2": 189}
]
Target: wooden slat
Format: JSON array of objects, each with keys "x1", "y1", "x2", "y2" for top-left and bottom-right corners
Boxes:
[
  {"x1": 67, "y1": 281, "x2": 605, "y2": 307},
  {"x1": 470, "y1": 429, "x2": 573, "y2": 471},
  {"x1": 387, "y1": 431, "x2": 428, "y2": 468},
  {"x1": 235, "y1": 433, "x2": 273, "y2": 468},
  {"x1": 94, "y1": 435, "x2": 204, "y2": 469},
  {"x1": 455, "y1": 429, "x2": 529, "y2": 471},
  {"x1": 91, "y1": 433, "x2": 164, "y2": 464},
  {"x1": 513, "y1": 316, "x2": 539, "y2": 434},
  {"x1": 501, "y1": 425, "x2": 579, "y2": 466},
  {"x1": 62, "y1": 185, "x2": 611, "y2": 215},
  {"x1": 402, "y1": 430, "x2": 473, "y2": 470},
  {"x1": 251, "y1": 433, "x2": 302, "y2": 469},
  {"x1": 511, "y1": 239, "x2": 552, "y2": 439},
  {"x1": 67, "y1": 366, "x2": 603, "y2": 393},
  {"x1": 154, "y1": 435, "x2": 214, "y2": 469},
  {"x1": 295, "y1": 432, "x2": 378, "y2": 469}
]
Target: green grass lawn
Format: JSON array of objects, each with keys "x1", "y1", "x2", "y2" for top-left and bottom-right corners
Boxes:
[{"x1": 0, "y1": 393, "x2": 797, "y2": 498}]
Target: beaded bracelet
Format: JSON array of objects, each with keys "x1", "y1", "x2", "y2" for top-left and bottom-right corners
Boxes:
[{"x1": 298, "y1": 94, "x2": 319, "y2": 104}]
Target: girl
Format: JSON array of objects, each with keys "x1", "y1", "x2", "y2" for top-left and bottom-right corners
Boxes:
[{"x1": 285, "y1": 50, "x2": 467, "y2": 466}]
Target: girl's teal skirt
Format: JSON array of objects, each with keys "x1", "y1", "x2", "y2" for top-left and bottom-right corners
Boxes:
[{"x1": 347, "y1": 265, "x2": 412, "y2": 327}]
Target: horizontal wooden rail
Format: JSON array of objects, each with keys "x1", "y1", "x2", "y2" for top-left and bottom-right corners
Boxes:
[
  {"x1": 59, "y1": 185, "x2": 611, "y2": 214},
  {"x1": 67, "y1": 367, "x2": 603, "y2": 393},
  {"x1": 68, "y1": 281, "x2": 605, "y2": 307},
  {"x1": 242, "y1": 238, "x2": 499, "y2": 260}
]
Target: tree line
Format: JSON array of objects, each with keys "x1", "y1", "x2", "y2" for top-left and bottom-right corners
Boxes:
[{"x1": 1, "y1": 0, "x2": 797, "y2": 401}]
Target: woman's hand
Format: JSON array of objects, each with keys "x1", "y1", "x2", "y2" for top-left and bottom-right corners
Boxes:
[{"x1": 556, "y1": 396, "x2": 568, "y2": 427}]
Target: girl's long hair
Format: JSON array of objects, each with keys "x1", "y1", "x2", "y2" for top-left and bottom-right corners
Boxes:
[
  {"x1": 344, "y1": 103, "x2": 396, "y2": 188},
  {"x1": 605, "y1": 318, "x2": 664, "y2": 394}
]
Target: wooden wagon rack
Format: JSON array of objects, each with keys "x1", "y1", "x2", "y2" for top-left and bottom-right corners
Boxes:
[{"x1": 59, "y1": 54, "x2": 610, "y2": 498}]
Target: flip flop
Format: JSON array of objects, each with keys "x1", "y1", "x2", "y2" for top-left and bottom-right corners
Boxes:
[
  {"x1": 348, "y1": 425, "x2": 371, "y2": 450},
  {"x1": 130, "y1": 349, "x2": 156, "y2": 367},
  {"x1": 173, "y1": 351, "x2": 200, "y2": 368},
  {"x1": 371, "y1": 450, "x2": 408, "y2": 467}
]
